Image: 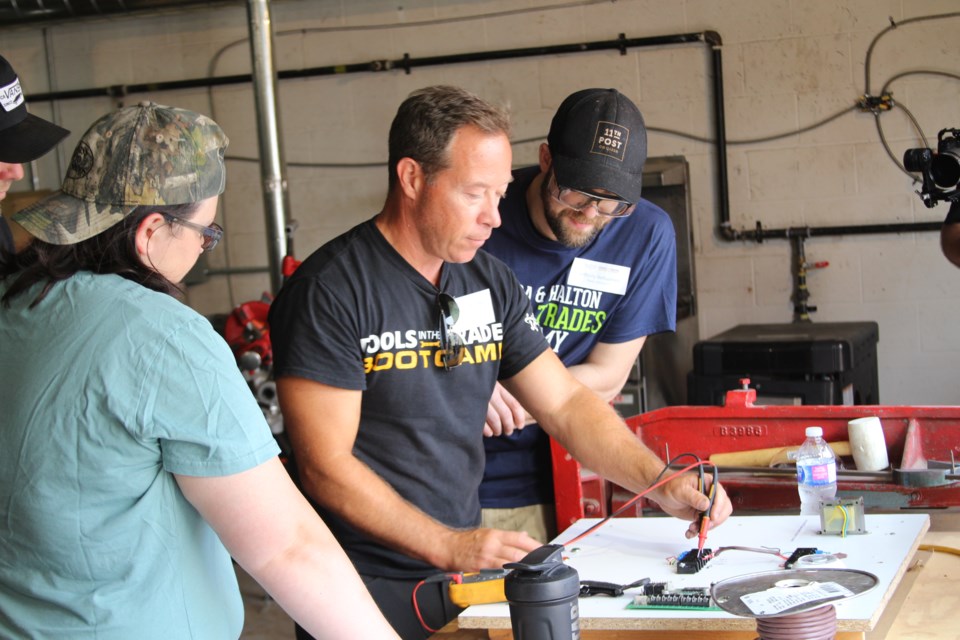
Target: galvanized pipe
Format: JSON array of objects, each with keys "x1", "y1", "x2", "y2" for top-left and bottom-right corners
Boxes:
[
  {"x1": 245, "y1": 0, "x2": 288, "y2": 294},
  {"x1": 667, "y1": 463, "x2": 960, "y2": 484}
]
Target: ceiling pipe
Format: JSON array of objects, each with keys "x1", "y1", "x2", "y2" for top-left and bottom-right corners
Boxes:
[
  {"x1": 24, "y1": 33, "x2": 710, "y2": 103},
  {"x1": 0, "y1": 0, "x2": 234, "y2": 27},
  {"x1": 19, "y1": 28, "x2": 937, "y2": 246},
  {"x1": 245, "y1": 0, "x2": 289, "y2": 295}
]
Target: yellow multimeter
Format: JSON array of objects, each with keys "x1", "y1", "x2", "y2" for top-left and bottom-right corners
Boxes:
[{"x1": 448, "y1": 569, "x2": 510, "y2": 607}]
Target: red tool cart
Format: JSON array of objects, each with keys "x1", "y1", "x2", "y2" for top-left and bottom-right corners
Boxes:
[{"x1": 552, "y1": 381, "x2": 960, "y2": 532}]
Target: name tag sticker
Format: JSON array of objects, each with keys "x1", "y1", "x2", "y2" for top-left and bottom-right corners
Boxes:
[
  {"x1": 567, "y1": 258, "x2": 630, "y2": 295},
  {"x1": 453, "y1": 288, "x2": 495, "y2": 331}
]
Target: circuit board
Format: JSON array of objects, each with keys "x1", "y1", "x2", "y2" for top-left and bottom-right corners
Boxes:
[{"x1": 626, "y1": 582, "x2": 719, "y2": 611}]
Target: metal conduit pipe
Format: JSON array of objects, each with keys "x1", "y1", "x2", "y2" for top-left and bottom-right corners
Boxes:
[
  {"x1": 23, "y1": 32, "x2": 711, "y2": 103},
  {"x1": 0, "y1": 0, "x2": 232, "y2": 27},
  {"x1": 20, "y1": 28, "x2": 936, "y2": 248},
  {"x1": 704, "y1": 31, "x2": 734, "y2": 244},
  {"x1": 245, "y1": 0, "x2": 289, "y2": 294},
  {"x1": 739, "y1": 220, "x2": 942, "y2": 242}
]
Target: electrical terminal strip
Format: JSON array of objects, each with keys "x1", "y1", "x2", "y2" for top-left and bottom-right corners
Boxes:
[{"x1": 628, "y1": 582, "x2": 717, "y2": 610}]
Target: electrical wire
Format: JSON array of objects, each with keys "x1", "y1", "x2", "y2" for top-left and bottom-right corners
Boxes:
[
  {"x1": 709, "y1": 546, "x2": 789, "y2": 562},
  {"x1": 560, "y1": 456, "x2": 719, "y2": 547},
  {"x1": 203, "y1": 0, "x2": 609, "y2": 302},
  {"x1": 895, "y1": 101, "x2": 931, "y2": 151},
  {"x1": 873, "y1": 110, "x2": 921, "y2": 181},
  {"x1": 883, "y1": 69, "x2": 960, "y2": 91},
  {"x1": 864, "y1": 12, "x2": 960, "y2": 96},
  {"x1": 217, "y1": 20, "x2": 960, "y2": 174},
  {"x1": 203, "y1": 8, "x2": 960, "y2": 300},
  {"x1": 206, "y1": 0, "x2": 609, "y2": 110},
  {"x1": 648, "y1": 105, "x2": 859, "y2": 146},
  {"x1": 411, "y1": 579, "x2": 437, "y2": 634},
  {"x1": 835, "y1": 504, "x2": 849, "y2": 538},
  {"x1": 918, "y1": 544, "x2": 960, "y2": 557},
  {"x1": 205, "y1": 0, "x2": 610, "y2": 124}
]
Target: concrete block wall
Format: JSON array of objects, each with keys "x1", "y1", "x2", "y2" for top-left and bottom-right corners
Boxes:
[{"x1": 2, "y1": 0, "x2": 958, "y2": 405}]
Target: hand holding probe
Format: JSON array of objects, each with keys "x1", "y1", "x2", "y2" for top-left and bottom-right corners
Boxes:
[{"x1": 696, "y1": 466, "x2": 718, "y2": 559}]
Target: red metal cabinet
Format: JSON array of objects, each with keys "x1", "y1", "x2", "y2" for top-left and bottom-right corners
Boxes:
[{"x1": 552, "y1": 385, "x2": 960, "y2": 531}]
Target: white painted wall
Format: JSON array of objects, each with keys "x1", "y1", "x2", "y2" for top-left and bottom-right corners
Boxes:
[{"x1": 2, "y1": 0, "x2": 958, "y2": 404}]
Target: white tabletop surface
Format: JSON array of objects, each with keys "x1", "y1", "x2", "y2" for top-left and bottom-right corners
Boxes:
[{"x1": 458, "y1": 513, "x2": 929, "y2": 631}]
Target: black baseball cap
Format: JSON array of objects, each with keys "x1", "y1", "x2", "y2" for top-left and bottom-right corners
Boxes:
[
  {"x1": 0, "y1": 54, "x2": 70, "y2": 163},
  {"x1": 547, "y1": 88, "x2": 647, "y2": 203}
]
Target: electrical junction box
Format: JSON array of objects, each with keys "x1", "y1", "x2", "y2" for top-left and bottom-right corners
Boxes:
[{"x1": 819, "y1": 497, "x2": 867, "y2": 535}]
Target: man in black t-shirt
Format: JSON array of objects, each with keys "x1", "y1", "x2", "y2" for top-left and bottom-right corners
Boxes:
[
  {"x1": 269, "y1": 85, "x2": 732, "y2": 640},
  {"x1": 0, "y1": 53, "x2": 70, "y2": 256}
]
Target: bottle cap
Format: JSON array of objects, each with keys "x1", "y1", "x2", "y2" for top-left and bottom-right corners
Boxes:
[{"x1": 806, "y1": 426, "x2": 823, "y2": 437}]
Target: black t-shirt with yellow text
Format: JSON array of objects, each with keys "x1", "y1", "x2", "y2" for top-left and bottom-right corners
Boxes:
[{"x1": 269, "y1": 217, "x2": 549, "y2": 578}]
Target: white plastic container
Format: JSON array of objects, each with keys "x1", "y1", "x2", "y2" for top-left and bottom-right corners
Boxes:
[{"x1": 796, "y1": 426, "x2": 837, "y2": 515}]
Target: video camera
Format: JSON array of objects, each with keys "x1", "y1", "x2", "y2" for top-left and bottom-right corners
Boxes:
[{"x1": 904, "y1": 128, "x2": 960, "y2": 207}]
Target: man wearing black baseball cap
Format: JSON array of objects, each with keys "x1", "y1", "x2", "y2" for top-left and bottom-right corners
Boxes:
[
  {"x1": 0, "y1": 53, "x2": 70, "y2": 256},
  {"x1": 480, "y1": 88, "x2": 678, "y2": 540}
]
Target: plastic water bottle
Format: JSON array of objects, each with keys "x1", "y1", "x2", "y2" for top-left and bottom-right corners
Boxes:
[{"x1": 796, "y1": 426, "x2": 837, "y2": 515}]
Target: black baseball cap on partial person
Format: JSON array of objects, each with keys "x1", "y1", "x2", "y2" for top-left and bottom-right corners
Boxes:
[
  {"x1": 14, "y1": 101, "x2": 228, "y2": 245},
  {"x1": 547, "y1": 88, "x2": 647, "y2": 204},
  {"x1": 0, "y1": 54, "x2": 70, "y2": 164}
]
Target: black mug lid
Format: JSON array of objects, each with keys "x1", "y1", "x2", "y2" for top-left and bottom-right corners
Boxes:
[{"x1": 504, "y1": 544, "x2": 581, "y2": 603}]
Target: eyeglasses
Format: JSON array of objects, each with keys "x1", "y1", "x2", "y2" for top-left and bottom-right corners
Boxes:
[
  {"x1": 162, "y1": 213, "x2": 223, "y2": 252},
  {"x1": 437, "y1": 292, "x2": 466, "y2": 371},
  {"x1": 550, "y1": 173, "x2": 636, "y2": 218}
]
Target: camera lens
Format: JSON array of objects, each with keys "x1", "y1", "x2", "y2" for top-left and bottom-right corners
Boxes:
[
  {"x1": 903, "y1": 148, "x2": 933, "y2": 173},
  {"x1": 931, "y1": 150, "x2": 960, "y2": 189}
]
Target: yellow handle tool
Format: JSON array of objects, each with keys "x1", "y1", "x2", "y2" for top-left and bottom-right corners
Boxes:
[
  {"x1": 448, "y1": 569, "x2": 509, "y2": 607},
  {"x1": 709, "y1": 441, "x2": 851, "y2": 467}
]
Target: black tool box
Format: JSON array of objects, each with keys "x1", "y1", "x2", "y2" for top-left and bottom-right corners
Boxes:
[{"x1": 687, "y1": 322, "x2": 879, "y2": 406}]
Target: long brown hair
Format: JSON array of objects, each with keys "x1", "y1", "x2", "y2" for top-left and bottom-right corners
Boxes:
[{"x1": 1, "y1": 202, "x2": 200, "y2": 308}]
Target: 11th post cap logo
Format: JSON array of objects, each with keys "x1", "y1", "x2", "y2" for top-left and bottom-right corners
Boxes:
[{"x1": 589, "y1": 121, "x2": 629, "y2": 162}]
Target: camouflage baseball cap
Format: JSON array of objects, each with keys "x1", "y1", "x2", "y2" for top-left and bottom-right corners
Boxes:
[{"x1": 14, "y1": 101, "x2": 228, "y2": 245}]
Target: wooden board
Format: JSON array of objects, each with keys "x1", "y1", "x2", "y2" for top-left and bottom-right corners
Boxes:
[
  {"x1": 869, "y1": 527, "x2": 960, "y2": 639},
  {"x1": 457, "y1": 514, "x2": 929, "y2": 633}
]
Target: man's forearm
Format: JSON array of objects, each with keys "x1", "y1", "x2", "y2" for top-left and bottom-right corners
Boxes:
[
  {"x1": 565, "y1": 360, "x2": 629, "y2": 404},
  {"x1": 298, "y1": 455, "x2": 455, "y2": 568},
  {"x1": 566, "y1": 337, "x2": 647, "y2": 403},
  {"x1": 543, "y1": 384, "x2": 666, "y2": 493}
]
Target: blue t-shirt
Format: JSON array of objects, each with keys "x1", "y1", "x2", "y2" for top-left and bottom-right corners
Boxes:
[
  {"x1": 0, "y1": 273, "x2": 279, "y2": 639},
  {"x1": 479, "y1": 166, "x2": 677, "y2": 508}
]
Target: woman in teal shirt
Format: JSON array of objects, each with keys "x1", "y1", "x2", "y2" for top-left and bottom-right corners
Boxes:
[{"x1": 0, "y1": 102, "x2": 398, "y2": 640}]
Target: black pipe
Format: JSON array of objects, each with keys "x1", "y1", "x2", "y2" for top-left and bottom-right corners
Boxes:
[
  {"x1": 703, "y1": 31, "x2": 735, "y2": 242},
  {"x1": 25, "y1": 32, "x2": 709, "y2": 103},
  {"x1": 730, "y1": 220, "x2": 941, "y2": 242},
  {"x1": 0, "y1": 0, "x2": 233, "y2": 27},
  {"x1": 21, "y1": 27, "x2": 935, "y2": 243}
]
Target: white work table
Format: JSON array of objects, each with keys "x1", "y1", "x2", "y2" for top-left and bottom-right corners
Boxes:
[{"x1": 456, "y1": 513, "x2": 929, "y2": 637}]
